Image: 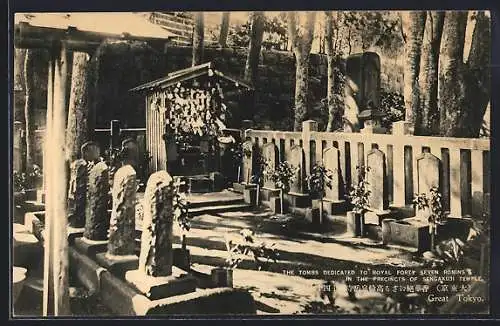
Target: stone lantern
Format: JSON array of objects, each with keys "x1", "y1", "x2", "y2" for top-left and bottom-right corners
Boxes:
[{"x1": 358, "y1": 103, "x2": 387, "y2": 134}]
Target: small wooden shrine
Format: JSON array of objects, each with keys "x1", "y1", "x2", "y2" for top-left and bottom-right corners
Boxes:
[{"x1": 130, "y1": 62, "x2": 252, "y2": 175}]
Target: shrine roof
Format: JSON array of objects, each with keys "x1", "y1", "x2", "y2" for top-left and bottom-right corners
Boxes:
[
  {"x1": 14, "y1": 13, "x2": 176, "y2": 50},
  {"x1": 129, "y1": 62, "x2": 254, "y2": 92}
]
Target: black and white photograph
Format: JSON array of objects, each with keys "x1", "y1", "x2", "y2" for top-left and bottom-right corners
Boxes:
[{"x1": 10, "y1": 10, "x2": 491, "y2": 317}]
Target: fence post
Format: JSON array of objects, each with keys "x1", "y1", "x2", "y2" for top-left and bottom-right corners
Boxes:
[
  {"x1": 110, "y1": 120, "x2": 121, "y2": 150},
  {"x1": 302, "y1": 120, "x2": 318, "y2": 174}
]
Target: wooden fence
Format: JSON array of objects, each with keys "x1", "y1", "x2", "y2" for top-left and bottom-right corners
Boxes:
[{"x1": 245, "y1": 121, "x2": 490, "y2": 219}]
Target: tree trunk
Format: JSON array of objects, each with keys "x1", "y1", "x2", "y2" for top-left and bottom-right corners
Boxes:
[
  {"x1": 14, "y1": 48, "x2": 26, "y2": 123},
  {"x1": 401, "y1": 11, "x2": 426, "y2": 126},
  {"x1": 66, "y1": 52, "x2": 93, "y2": 162},
  {"x1": 437, "y1": 12, "x2": 469, "y2": 136},
  {"x1": 417, "y1": 11, "x2": 444, "y2": 135},
  {"x1": 465, "y1": 11, "x2": 491, "y2": 137},
  {"x1": 219, "y1": 12, "x2": 230, "y2": 47},
  {"x1": 293, "y1": 52, "x2": 311, "y2": 131},
  {"x1": 325, "y1": 11, "x2": 342, "y2": 132},
  {"x1": 24, "y1": 49, "x2": 36, "y2": 169},
  {"x1": 244, "y1": 12, "x2": 265, "y2": 86},
  {"x1": 192, "y1": 12, "x2": 204, "y2": 66},
  {"x1": 288, "y1": 12, "x2": 316, "y2": 131}
]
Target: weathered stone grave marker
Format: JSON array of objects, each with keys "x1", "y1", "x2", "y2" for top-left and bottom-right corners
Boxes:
[
  {"x1": 125, "y1": 171, "x2": 196, "y2": 300},
  {"x1": 382, "y1": 152, "x2": 442, "y2": 251},
  {"x1": 96, "y1": 165, "x2": 139, "y2": 277},
  {"x1": 81, "y1": 141, "x2": 100, "y2": 162},
  {"x1": 364, "y1": 148, "x2": 391, "y2": 225},
  {"x1": 74, "y1": 161, "x2": 110, "y2": 257},
  {"x1": 285, "y1": 145, "x2": 310, "y2": 208},
  {"x1": 260, "y1": 142, "x2": 280, "y2": 206},
  {"x1": 322, "y1": 147, "x2": 346, "y2": 214},
  {"x1": 67, "y1": 159, "x2": 88, "y2": 229},
  {"x1": 232, "y1": 140, "x2": 257, "y2": 194},
  {"x1": 121, "y1": 138, "x2": 139, "y2": 170}
]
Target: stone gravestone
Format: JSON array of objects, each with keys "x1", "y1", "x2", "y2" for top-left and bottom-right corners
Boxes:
[
  {"x1": 81, "y1": 141, "x2": 100, "y2": 162},
  {"x1": 67, "y1": 159, "x2": 88, "y2": 228},
  {"x1": 417, "y1": 153, "x2": 440, "y2": 195},
  {"x1": 83, "y1": 162, "x2": 110, "y2": 240},
  {"x1": 261, "y1": 142, "x2": 278, "y2": 190},
  {"x1": 121, "y1": 138, "x2": 139, "y2": 170},
  {"x1": 232, "y1": 140, "x2": 257, "y2": 193},
  {"x1": 96, "y1": 165, "x2": 139, "y2": 277},
  {"x1": 242, "y1": 140, "x2": 254, "y2": 184},
  {"x1": 322, "y1": 147, "x2": 346, "y2": 214},
  {"x1": 285, "y1": 145, "x2": 310, "y2": 208},
  {"x1": 288, "y1": 145, "x2": 305, "y2": 194},
  {"x1": 365, "y1": 148, "x2": 390, "y2": 225},
  {"x1": 345, "y1": 52, "x2": 381, "y2": 109},
  {"x1": 75, "y1": 161, "x2": 110, "y2": 257},
  {"x1": 125, "y1": 171, "x2": 196, "y2": 300}
]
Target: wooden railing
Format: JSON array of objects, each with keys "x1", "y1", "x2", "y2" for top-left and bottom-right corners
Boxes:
[{"x1": 245, "y1": 121, "x2": 490, "y2": 219}]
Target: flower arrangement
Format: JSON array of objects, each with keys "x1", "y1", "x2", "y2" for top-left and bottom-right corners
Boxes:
[
  {"x1": 346, "y1": 166, "x2": 371, "y2": 214},
  {"x1": 306, "y1": 163, "x2": 334, "y2": 223},
  {"x1": 269, "y1": 161, "x2": 299, "y2": 214},
  {"x1": 171, "y1": 177, "x2": 191, "y2": 250},
  {"x1": 13, "y1": 164, "x2": 43, "y2": 193},
  {"x1": 224, "y1": 228, "x2": 278, "y2": 271}
]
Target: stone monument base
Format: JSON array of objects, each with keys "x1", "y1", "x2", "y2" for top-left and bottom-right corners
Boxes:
[
  {"x1": 74, "y1": 237, "x2": 108, "y2": 258},
  {"x1": 364, "y1": 209, "x2": 393, "y2": 226},
  {"x1": 383, "y1": 217, "x2": 431, "y2": 252},
  {"x1": 96, "y1": 252, "x2": 139, "y2": 278},
  {"x1": 260, "y1": 187, "x2": 280, "y2": 202},
  {"x1": 284, "y1": 192, "x2": 310, "y2": 208},
  {"x1": 125, "y1": 266, "x2": 197, "y2": 300},
  {"x1": 316, "y1": 199, "x2": 346, "y2": 215},
  {"x1": 67, "y1": 227, "x2": 85, "y2": 245},
  {"x1": 232, "y1": 182, "x2": 257, "y2": 194},
  {"x1": 243, "y1": 188, "x2": 257, "y2": 206}
]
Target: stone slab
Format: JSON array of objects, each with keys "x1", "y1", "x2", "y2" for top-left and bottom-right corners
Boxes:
[
  {"x1": 68, "y1": 246, "x2": 108, "y2": 294},
  {"x1": 74, "y1": 237, "x2": 108, "y2": 259},
  {"x1": 67, "y1": 227, "x2": 85, "y2": 245},
  {"x1": 364, "y1": 209, "x2": 393, "y2": 226},
  {"x1": 96, "y1": 253, "x2": 139, "y2": 279},
  {"x1": 284, "y1": 192, "x2": 310, "y2": 208},
  {"x1": 385, "y1": 218, "x2": 431, "y2": 252},
  {"x1": 269, "y1": 196, "x2": 282, "y2": 214},
  {"x1": 232, "y1": 182, "x2": 257, "y2": 194},
  {"x1": 70, "y1": 244, "x2": 256, "y2": 315},
  {"x1": 243, "y1": 187, "x2": 257, "y2": 206},
  {"x1": 321, "y1": 199, "x2": 347, "y2": 215},
  {"x1": 125, "y1": 266, "x2": 197, "y2": 300},
  {"x1": 259, "y1": 187, "x2": 280, "y2": 202}
]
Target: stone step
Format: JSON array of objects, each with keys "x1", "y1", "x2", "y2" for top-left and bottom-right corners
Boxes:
[
  {"x1": 13, "y1": 232, "x2": 43, "y2": 270},
  {"x1": 14, "y1": 276, "x2": 43, "y2": 316},
  {"x1": 189, "y1": 203, "x2": 251, "y2": 216},
  {"x1": 188, "y1": 197, "x2": 245, "y2": 209}
]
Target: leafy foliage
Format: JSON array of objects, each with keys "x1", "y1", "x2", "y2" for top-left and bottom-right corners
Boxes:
[
  {"x1": 306, "y1": 163, "x2": 333, "y2": 199},
  {"x1": 224, "y1": 228, "x2": 279, "y2": 270},
  {"x1": 268, "y1": 161, "x2": 298, "y2": 193},
  {"x1": 171, "y1": 177, "x2": 191, "y2": 232},
  {"x1": 412, "y1": 187, "x2": 447, "y2": 226},
  {"x1": 13, "y1": 165, "x2": 42, "y2": 192},
  {"x1": 346, "y1": 165, "x2": 370, "y2": 214},
  {"x1": 251, "y1": 151, "x2": 268, "y2": 186},
  {"x1": 379, "y1": 91, "x2": 405, "y2": 130}
]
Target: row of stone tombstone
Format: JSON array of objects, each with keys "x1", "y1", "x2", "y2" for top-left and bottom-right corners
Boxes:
[
  {"x1": 68, "y1": 141, "x2": 195, "y2": 299},
  {"x1": 240, "y1": 139, "x2": 442, "y2": 221},
  {"x1": 80, "y1": 139, "x2": 140, "y2": 171}
]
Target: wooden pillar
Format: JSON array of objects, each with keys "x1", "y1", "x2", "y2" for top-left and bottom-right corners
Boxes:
[{"x1": 43, "y1": 42, "x2": 70, "y2": 316}]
